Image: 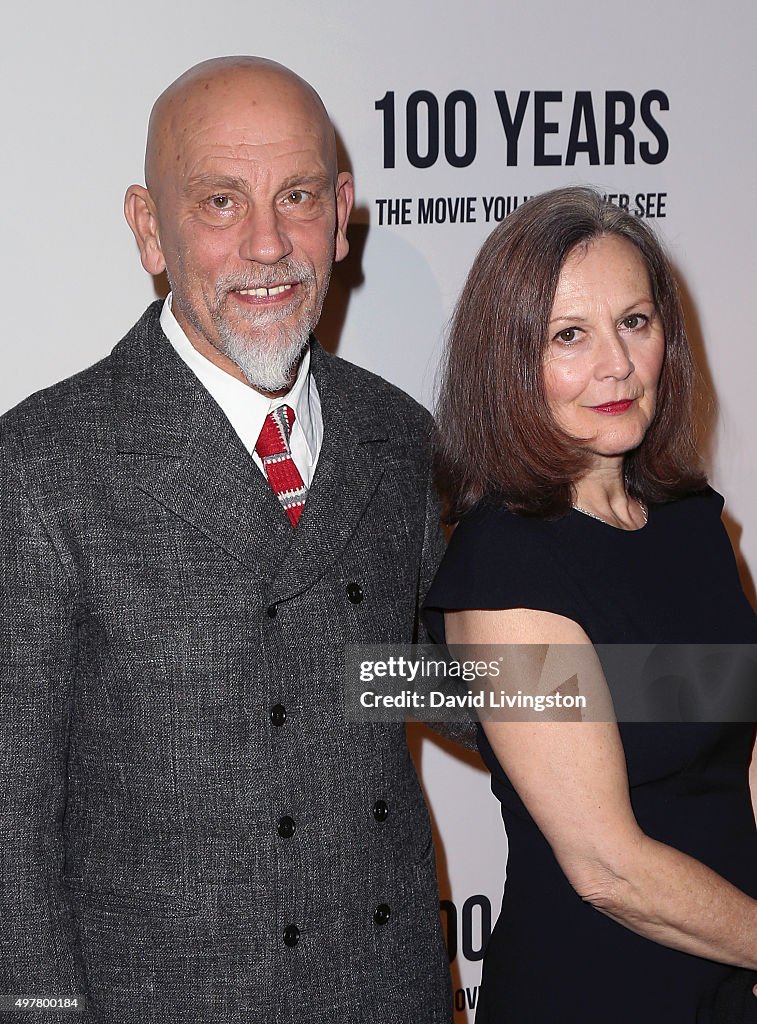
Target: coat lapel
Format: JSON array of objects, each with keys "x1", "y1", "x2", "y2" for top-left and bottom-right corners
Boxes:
[
  {"x1": 268, "y1": 342, "x2": 390, "y2": 603},
  {"x1": 112, "y1": 303, "x2": 294, "y2": 584},
  {"x1": 111, "y1": 305, "x2": 390, "y2": 598}
]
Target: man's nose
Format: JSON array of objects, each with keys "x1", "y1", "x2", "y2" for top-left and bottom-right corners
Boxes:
[{"x1": 238, "y1": 205, "x2": 292, "y2": 264}]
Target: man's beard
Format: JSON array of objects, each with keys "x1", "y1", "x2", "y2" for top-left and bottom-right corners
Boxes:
[
  {"x1": 210, "y1": 260, "x2": 329, "y2": 392},
  {"x1": 216, "y1": 314, "x2": 311, "y2": 393}
]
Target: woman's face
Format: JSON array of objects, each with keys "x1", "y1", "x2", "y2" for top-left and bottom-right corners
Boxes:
[{"x1": 543, "y1": 234, "x2": 666, "y2": 467}]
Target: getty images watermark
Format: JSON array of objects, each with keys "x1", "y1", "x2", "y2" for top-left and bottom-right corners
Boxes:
[{"x1": 343, "y1": 644, "x2": 757, "y2": 723}]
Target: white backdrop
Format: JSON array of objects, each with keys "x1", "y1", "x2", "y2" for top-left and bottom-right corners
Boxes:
[{"x1": 3, "y1": 2, "x2": 756, "y2": 1019}]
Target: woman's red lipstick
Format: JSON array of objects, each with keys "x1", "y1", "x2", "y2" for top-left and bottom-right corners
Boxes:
[{"x1": 590, "y1": 399, "x2": 635, "y2": 414}]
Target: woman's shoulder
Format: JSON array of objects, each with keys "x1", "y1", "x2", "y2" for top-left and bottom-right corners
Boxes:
[
  {"x1": 450, "y1": 498, "x2": 562, "y2": 546},
  {"x1": 425, "y1": 499, "x2": 574, "y2": 617},
  {"x1": 446, "y1": 498, "x2": 579, "y2": 568},
  {"x1": 657, "y1": 485, "x2": 723, "y2": 515},
  {"x1": 651, "y1": 485, "x2": 725, "y2": 534}
]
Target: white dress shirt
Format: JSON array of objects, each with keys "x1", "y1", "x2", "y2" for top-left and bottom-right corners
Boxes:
[{"x1": 160, "y1": 295, "x2": 322, "y2": 487}]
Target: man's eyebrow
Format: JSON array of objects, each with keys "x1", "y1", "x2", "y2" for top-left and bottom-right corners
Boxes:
[
  {"x1": 277, "y1": 174, "x2": 332, "y2": 191},
  {"x1": 183, "y1": 174, "x2": 250, "y2": 194},
  {"x1": 183, "y1": 173, "x2": 334, "y2": 196}
]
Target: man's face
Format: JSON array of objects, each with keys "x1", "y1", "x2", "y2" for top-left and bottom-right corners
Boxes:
[{"x1": 141, "y1": 78, "x2": 352, "y2": 392}]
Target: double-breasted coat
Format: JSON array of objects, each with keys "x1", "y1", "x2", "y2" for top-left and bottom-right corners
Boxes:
[{"x1": 0, "y1": 302, "x2": 453, "y2": 1022}]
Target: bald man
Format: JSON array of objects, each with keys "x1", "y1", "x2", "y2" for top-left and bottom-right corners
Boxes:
[{"x1": 0, "y1": 58, "x2": 455, "y2": 1023}]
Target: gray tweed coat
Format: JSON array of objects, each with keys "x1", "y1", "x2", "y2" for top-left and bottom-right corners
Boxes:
[{"x1": 0, "y1": 302, "x2": 454, "y2": 1023}]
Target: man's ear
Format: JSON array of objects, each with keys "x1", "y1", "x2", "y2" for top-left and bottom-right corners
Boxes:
[
  {"x1": 334, "y1": 171, "x2": 355, "y2": 264},
  {"x1": 124, "y1": 185, "x2": 166, "y2": 276}
]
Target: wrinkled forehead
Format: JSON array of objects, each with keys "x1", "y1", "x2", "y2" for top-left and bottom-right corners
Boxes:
[{"x1": 147, "y1": 69, "x2": 337, "y2": 188}]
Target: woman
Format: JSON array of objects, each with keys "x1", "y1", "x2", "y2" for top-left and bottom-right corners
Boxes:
[{"x1": 424, "y1": 186, "x2": 757, "y2": 1022}]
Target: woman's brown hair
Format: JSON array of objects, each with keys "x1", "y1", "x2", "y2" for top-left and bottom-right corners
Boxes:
[{"x1": 435, "y1": 185, "x2": 707, "y2": 522}]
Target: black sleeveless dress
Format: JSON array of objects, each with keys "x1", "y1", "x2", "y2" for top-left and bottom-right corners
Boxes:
[{"x1": 424, "y1": 489, "x2": 757, "y2": 1023}]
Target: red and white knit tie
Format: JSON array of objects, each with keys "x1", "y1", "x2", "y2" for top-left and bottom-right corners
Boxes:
[{"x1": 254, "y1": 405, "x2": 308, "y2": 527}]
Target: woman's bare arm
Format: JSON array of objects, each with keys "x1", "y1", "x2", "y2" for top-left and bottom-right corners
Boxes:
[{"x1": 446, "y1": 606, "x2": 757, "y2": 968}]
